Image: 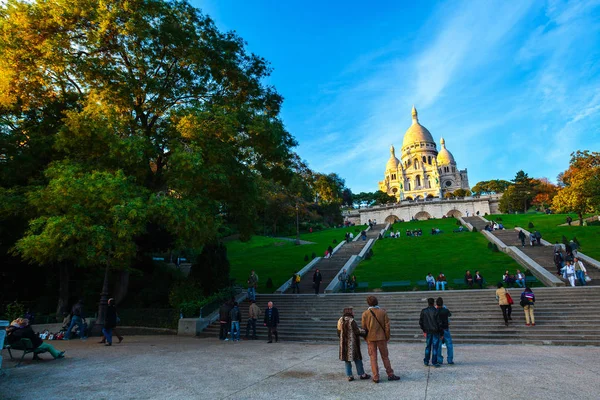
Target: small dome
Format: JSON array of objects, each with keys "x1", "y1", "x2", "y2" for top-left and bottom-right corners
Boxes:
[
  {"x1": 437, "y1": 137, "x2": 456, "y2": 165},
  {"x1": 402, "y1": 106, "x2": 435, "y2": 148},
  {"x1": 386, "y1": 145, "x2": 400, "y2": 171}
]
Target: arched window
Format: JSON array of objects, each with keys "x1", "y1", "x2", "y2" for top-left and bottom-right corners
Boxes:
[
  {"x1": 407, "y1": 182, "x2": 411, "y2": 191},
  {"x1": 416, "y1": 175, "x2": 421, "y2": 187},
  {"x1": 428, "y1": 156, "x2": 432, "y2": 164},
  {"x1": 426, "y1": 176, "x2": 431, "y2": 188},
  {"x1": 453, "y1": 167, "x2": 456, "y2": 172},
  {"x1": 422, "y1": 156, "x2": 427, "y2": 163},
  {"x1": 391, "y1": 173, "x2": 396, "y2": 180},
  {"x1": 414, "y1": 159, "x2": 419, "y2": 169}
]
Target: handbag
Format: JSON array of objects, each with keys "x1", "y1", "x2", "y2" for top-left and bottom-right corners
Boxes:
[
  {"x1": 585, "y1": 274, "x2": 592, "y2": 282},
  {"x1": 505, "y1": 291, "x2": 514, "y2": 305},
  {"x1": 519, "y1": 298, "x2": 527, "y2": 307}
]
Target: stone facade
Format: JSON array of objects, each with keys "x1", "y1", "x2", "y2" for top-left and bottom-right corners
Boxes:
[
  {"x1": 379, "y1": 107, "x2": 469, "y2": 200},
  {"x1": 343, "y1": 195, "x2": 501, "y2": 225}
]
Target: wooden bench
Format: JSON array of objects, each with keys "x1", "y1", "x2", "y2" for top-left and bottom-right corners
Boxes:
[
  {"x1": 381, "y1": 280, "x2": 411, "y2": 288},
  {"x1": 4, "y1": 338, "x2": 48, "y2": 367}
]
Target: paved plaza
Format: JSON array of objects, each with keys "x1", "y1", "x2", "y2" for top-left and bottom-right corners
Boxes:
[{"x1": 1, "y1": 336, "x2": 599, "y2": 400}]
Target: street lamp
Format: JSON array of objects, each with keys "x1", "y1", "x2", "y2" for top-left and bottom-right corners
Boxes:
[{"x1": 295, "y1": 203, "x2": 300, "y2": 245}]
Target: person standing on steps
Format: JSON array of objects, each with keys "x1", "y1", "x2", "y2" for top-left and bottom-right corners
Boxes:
[
  {"x1": 247, "y1": 270, "x2": 258, "y2": 301},
  {"x1": 313, "y1": 269, "x2": 323, "y2": 294},
  {"x1": 338, "y1": 269, "x2": 349, "y2": 292},
  {"x1": 496, "y1": 283, "x2": 512, "y2": 326},
  {"x1": 291, "y1": 271, "x2": 301, "y2": 293},
  {"x1": 228, "y1": 302, "x2": 242, "y2": 341},
  {"x1": 436, "y1": 297, "x2": 454, "y2": 365},
  {"x1": 554, "y1": 251, "x2": 564, "y2": 275},
  {"x1": 361, "y1": 296, "x2": 401, "y2": 383},
  {"x1": 218, "y1": 300, "x2": 232, "y2": 340},
  {"x1": 419, "y1": 298, "x2": 442, "y2": 367},
  {"x1": 534, "y1": 230, "x2": 542, "y2": 246},
  {"x1": 518, "y1": 230, "x2": 526, "y2": 247},
  {"x1": 245, "y1": 300, "x2": 261, "y2": 340},
  {"x1": 263, "y1": 301, "x2": 279, "y2": 343},
  {"x1": 337, "y1": 307, "x2": 371, "y2": 382},
  {"x1": 520, "y1": 286, "x2": 535, "y2": 326},
  {"x1": 574, "y1": 257, "x2": 588, "y2": 286}
]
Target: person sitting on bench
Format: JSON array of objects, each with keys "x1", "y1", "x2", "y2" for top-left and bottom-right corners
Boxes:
[
  {"x1": 6, "y1": 318, "x2": 65, "y2": 360},
  {"x1": 436, "y1": 273, "x2": 447, "y2": 291}
]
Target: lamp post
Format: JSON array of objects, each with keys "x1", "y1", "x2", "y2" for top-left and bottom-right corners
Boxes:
[{"x1": 295, "y1": 203, "x2": 300, "y2": 245}]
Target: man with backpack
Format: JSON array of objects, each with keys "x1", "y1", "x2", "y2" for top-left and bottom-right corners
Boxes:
[{"x1": 291, "y1": 272, "x2": 301, "y2": 294}]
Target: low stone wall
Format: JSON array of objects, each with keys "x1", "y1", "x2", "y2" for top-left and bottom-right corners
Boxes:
[
  {"x1": 481, "y1": 230, "x2": 507, "y2": 252},
  {"x1": 178, "y1": 292, "x2": 247, "y2": 336},
  {"x1": 506, "y1": 246, "x2": 565, "y2": 287},
  {"x1": 324, "y1": 255, "x2": 360, "y2": 294},
  {"x1": 458, "y1": 217, "x2": 474, "y2": 232}
]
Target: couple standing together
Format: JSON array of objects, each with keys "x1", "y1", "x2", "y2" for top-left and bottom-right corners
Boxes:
[{"x1": 337, "y1": 296, "x2": 401, "y2": 383}]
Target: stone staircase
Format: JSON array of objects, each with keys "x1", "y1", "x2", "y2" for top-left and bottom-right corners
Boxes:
[
  {"x1": 492, "y1": 229, "x2": 600, "y2": 286},
  {"x1": 199, "y1": 287, "x2": 600, "y2": 346},
  {"x1": 292, "y1": 225, "x2": 385, "y2": 294},
  {"x1": 462, "y1": 216, "x2": 489, "y2": 231}
]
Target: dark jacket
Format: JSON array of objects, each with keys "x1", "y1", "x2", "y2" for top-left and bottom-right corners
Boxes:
[
  {"x1": 6, "y1": 325, "x2": 43, "y2": 348},
  {"x1": 437, "y1": 307, "x2": 452, "y2": 330},
  {"x1": 105, "y1": 304, "x2": 117, "y2": 329},
  {"x1": 264, "y1": 307, "x2": 280, "y2": 327},
  {"x1": 313, "y1": 272, "x2": 322, "y2": 283},
  {"x1": 229, "y1": 306, "x2": 242, "y2": 322},
  {"x1": 419, "y1": 306, "x2": 441, "y2": 334},
  {"x1": 72, "y1": 302, "x2": 84, "y2": 318},
  {"x1": 521, "y1": 290, "x2": 535, "y2": 305},
  {"x1": 219, "y1": 303, "x2": 232, "y2": 323}
]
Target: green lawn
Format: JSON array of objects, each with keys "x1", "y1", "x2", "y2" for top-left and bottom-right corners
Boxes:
[
  {"x1": 226, "y1": 225, "x2": 367, "y2": 293},
  {"x1": 484, "y1": 213, "x2": 600, "y2": 260},
  {"x1": 353, "y1": 218, "x2": 527, "y2": 290}
]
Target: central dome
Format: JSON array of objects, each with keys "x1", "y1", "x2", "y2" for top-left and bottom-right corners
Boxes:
[{"x1": 402, "y1": 106, "x2": 435, "y2": 148}]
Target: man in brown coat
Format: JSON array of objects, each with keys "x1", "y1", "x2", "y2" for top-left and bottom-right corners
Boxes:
[{"x1": 361, "y1": 296, "x2": 401, "y2": 383}]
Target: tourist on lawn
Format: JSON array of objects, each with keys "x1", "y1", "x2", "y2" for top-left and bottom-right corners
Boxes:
[
  {"x1": 337, "y1": 307, "x2": 371, "y2": 382},
  {"x1": 64, "y1": 299, "x2": 87, "y2": 340},
  {"x1": 228, "y1": 301, "x2": 242, "y2": 341},
  {"x1": 338, "y1": 269, "x2": 349, "y2": 292},
  {"x1": 361, "y1": 296, "x2": 400, "y2": 383},
  {"x1": 101, "y1": 298, "x2": 122, "y2": 346},
  {"x1": 313, "y1": 269, "x2": 323, "y2": 294},
  {"x1": 419, "y1": 298, "x2": 442, "y2": 367},
  {"x1": 518, "y1": 230, "x2": 526, "y2": 247},
  {"x1": 218, "y1": 300, "x2": 232, "y2": 340},
  {"x1": 245, "y1": 300, "x2": 261, "y2": 340},
  {"x1": 263, "y1": 301, "x2": 279, "y2": 343},
  {"x1": 464, "y1": 270, "x2": 474, "y2": 288},
  {"x1": 475, "y1": 271, "x2": 484, "y2": 289},
  {"x1": 520, "y1": 287, "x2": 535, "y2": 326},
  {"x1": 426, "y1": 273, "x2": 436, "y2": 290},
  {"x1": 515, "y1": 270, "x2": 526, "y2": 288},
  {"x1": 247, "y1": 270, "x2": 258, "y2": 301},
  {"x1": 574, "y1": 258, "x2": 588, "y2": 286},
  {"x1": 291, "y1": 271, "x2": 301, "y2": 294},
  {"x1": 496, "y1": 283, "x2": 513, "y2": 326},
  {"x1": 503, "y1": 270, "x2": 515, "y2": 287},
  {"x1": 6, "y1": 318, "x2": 65, "y2": 360},
  {"x1": 436, "y1": 272, "x2": 447, "y2": 291},
  {"x1": 436, "y1": 297, "x2": 454, "y2": 365},
  {"x1": 348, "y1": 275, "x2": 358, "y2": 292}
]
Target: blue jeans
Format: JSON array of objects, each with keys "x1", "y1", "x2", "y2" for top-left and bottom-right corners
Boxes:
[
  {"x1": 436, "y1": 281, "x2": 446, "y2": 291},
  {"x1": 437, "y1": 329, "x2": 454, "y2": 364},
  {"x1": 230, "y1": 321, "x2": 240, "y2": 340},
  {"x1": 247, "y1": 287, "x2": 256, "y2": 301},
  {"x1": 424, "y1": 333, "x2": 441, "y2": 365},
  {"x1": 427, "y1": 282, "x2": 435, "y2": 290},
  {"x1": 340, "y1": 281, "x2": 347, "y2": 292},
  {"x1": 65, "y1": 316, "x2": 85, "y2": 339},
  {"x1": 515, "y1": 279, "x2": 525, "y2": 288},
  {"x1": 102, "y1": 328, "x2": 113, "y2": 344},
  {"x1": 576, "y1": 270, "x2": 586, "y2": 285},
  {"x1": 344, "y1": 359, "x2": 365, "y2": 377}
]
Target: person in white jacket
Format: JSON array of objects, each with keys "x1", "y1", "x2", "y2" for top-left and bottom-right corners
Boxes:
[
  {"x1": 563, "y1": 262, "x2": 576, "y2": 287},
  {"x1": 574, "y1": 258, "x2": 588, "y2": 286}
]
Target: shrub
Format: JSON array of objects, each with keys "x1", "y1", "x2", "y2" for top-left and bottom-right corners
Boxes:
[
  {"x1": 456, "y1": 220, "x2": 461, "y2": 226},
  {"x1": 266, "y1": 278, "x2": 273, "y2": 288},
  {"x1": 304, "y1": 254, "x2": 309, "y2": 262},
  {"x1": 332, "y1": 238, "x2": 337, "y2": 244},
  {"x1": 527, "y1": 222, "x2": 534, "y2": 229},
  {"x1": 562, "y1": 235, "x2": 569, "y2": 245},
  {"x1": 311, "y1": 252, "x2": 316, "y2": 259},
  {"x1": 472, "y1": 227, "x2": 478, "y2": 232},
  {"x1": 487, "y1": 242, "x2": 494, "y2": 249},
  {"x1": 573, "y1": 237, "x2": 580, "y2": 247},
  {"x1": 492, "y1": 244, "x2": 500, "y2": 252},
  {"x1": 5, "y1": 301, "x2": 25, "y2": 322}
]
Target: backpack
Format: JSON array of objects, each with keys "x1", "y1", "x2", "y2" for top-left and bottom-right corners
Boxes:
[{"x1": 295, "y1": 274, "x2": 301, "y2": 283}]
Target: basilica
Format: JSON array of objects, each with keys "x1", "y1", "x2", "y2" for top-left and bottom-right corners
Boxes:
[{"x1": 378, "y1": 106, "x2": 469, "y2": 200}]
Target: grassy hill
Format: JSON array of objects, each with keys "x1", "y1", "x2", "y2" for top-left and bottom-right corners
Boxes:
[
  {"x1": 353, "y1": 218, "x2": 526, "y2": 290},
  {"x1": 484, "y1": 213, "x2": 600, "y2": 260},
  {"x1": 226, "y1": 225, "x2": 366, "y2": 293}
]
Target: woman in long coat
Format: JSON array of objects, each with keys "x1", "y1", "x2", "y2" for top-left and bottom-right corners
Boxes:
[{"x1": 337, "y1": 307, "x2": 371, "y2": 381}]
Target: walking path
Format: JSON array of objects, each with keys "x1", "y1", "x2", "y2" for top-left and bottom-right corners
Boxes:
[{"x1": 2, "y1": 336, "x2": 598, "y2": 400}]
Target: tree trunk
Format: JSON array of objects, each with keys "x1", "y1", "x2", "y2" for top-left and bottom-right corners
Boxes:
[
  {"x1": 578, "y1": 212, "x2": 584, "y2": 227},
  {"x1": 113, "y1": 270, "x2": 129, "y2": 305},
  {"x1": 55, "y1": 264, "x2": 69, "y2": 320},
  {"x1": 92, "y1": 264, "x2": 110, "y2": 335}
]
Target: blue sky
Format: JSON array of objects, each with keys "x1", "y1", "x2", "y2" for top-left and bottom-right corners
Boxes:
[{"x1": 194, "y1": 0, "x2": 600, "y2": 193}]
